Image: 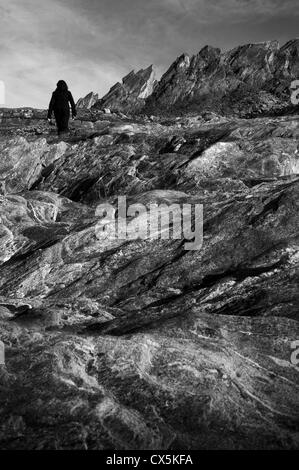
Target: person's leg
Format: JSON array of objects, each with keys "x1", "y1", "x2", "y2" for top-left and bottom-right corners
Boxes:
[
  {"x1": 60, "y1": 109, "x2": 70, "y2": 133},
  {"x1": 54, "y1": 111, "x2": 63, "y2": 135}
]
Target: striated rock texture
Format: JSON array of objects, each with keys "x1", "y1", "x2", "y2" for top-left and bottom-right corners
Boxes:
[
  {"x1": 1, "y1": 35, "x2": 299, "y2": 449},
  {"x1": 76, "y1": 92, "x2": 99, "y2": 109},
  {"x1": 0, "y1": 103, "x2": 298, "y2": 450},
  {"x1": 93, "y1": 65, "x2": 157, "y2": 113}
]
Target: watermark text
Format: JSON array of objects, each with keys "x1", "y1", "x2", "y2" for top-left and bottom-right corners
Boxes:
[{"x1": 95, "y1": 197, "x2": 203, "y2": 251}]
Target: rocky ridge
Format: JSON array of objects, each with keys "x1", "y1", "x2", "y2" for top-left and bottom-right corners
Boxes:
[
  {"x1": 146, "y1": 40, "x2": 299, "y2": 116},
  {"x1": 92, "y1": 65, "x2": 156, "y2": 113},
  {"x1": 77, "y1": 39, "x2": 299, "y2": 117}
]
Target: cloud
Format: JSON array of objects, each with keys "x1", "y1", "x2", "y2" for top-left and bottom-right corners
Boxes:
[
  {"x1": 0, "y1": 0, "x2": 129, "y2": 107},
  {"x1": 162, "y1": 0, "x2": 299, "y2": 22},
  {"x1": 0, "y1": 0, "x2": 298, "y2": 108}
]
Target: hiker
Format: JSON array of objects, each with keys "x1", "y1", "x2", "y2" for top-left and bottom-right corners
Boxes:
[{"x1": 47, "y1": 80, "x2": 77, "y2": 135}]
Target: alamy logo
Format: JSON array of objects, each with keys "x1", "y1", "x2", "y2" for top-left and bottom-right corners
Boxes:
[
  {"x1": 0, "y1": 341, "x2": 4, "y2": 365},
  {"x1": 0, "y1": 81, "x2": 5, "y2": 105},
  {"x1": 290, "y1": 80, "x2": 299, "y2": 105},
  {"x1": 95, "y1": 197, "x2": 203, "y2": 251}
]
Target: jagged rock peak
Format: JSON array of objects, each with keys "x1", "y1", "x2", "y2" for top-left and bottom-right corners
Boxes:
[
  {"x1": 122, "y1": 65, "x2": 156, "y2": 99},
  {"x1": 165, "y1": 53, "x2": 191, "y2": 74},
  {"x1": 197, "y1": 45, "x2": 221, "y2": 58},
  {"x1": 92, "y1": 65, "x2": 156, "y2": 111},
  {"x1": 76, "y1": 92, "x2": 99, "y2": 109}
]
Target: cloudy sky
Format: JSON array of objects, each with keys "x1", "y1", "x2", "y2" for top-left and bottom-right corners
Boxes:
[{"x1": 0, "y1": 0, "x2": 298, "y2": 108}]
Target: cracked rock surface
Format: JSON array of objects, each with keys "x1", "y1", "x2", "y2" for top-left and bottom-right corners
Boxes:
[{"x1": 0, "y1": 109, "x2": 298, "y2": 449}]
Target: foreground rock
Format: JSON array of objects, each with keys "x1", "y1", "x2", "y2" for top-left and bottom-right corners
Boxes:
[
  {"x1": 2, "y1": 113, "x2": 298, "y2": 202},
  {"x1": 0, "y1": 108, "x2": 298, "y2": 449},
  {"x1": 1, "y1": 310, "x2": 298, "y2": 449}
]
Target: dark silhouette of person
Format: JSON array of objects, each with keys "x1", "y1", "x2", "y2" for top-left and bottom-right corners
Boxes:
[{"x1": 47, "y1": 80, "x2": 77, "y2": 135}]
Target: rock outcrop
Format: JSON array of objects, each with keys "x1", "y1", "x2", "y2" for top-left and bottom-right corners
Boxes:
[
  {"x1": 76, "y1": 92, "x2": 99, "y2": 109},
  {"x1": 146, "y1": 40, "x2": 299, "y2": 116},
  {"x1": 90, "y1": 39, "x2": 299, "y2": 117},
  {"x1": 92, "y1": 65, "x2": 156, "y2": 112}
]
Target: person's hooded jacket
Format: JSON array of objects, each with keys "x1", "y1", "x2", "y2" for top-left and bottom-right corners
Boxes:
[{"x1": 47, "y1": 80, "x2": 77, "y2": 119}]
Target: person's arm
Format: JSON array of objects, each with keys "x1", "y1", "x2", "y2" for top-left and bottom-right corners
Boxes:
[
  {"x1": 68, "y1": 91, "x2": 77, "y2": 117},
  {"x1": 47, "y1": 93, "x2": 55, "y2": 119}
]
